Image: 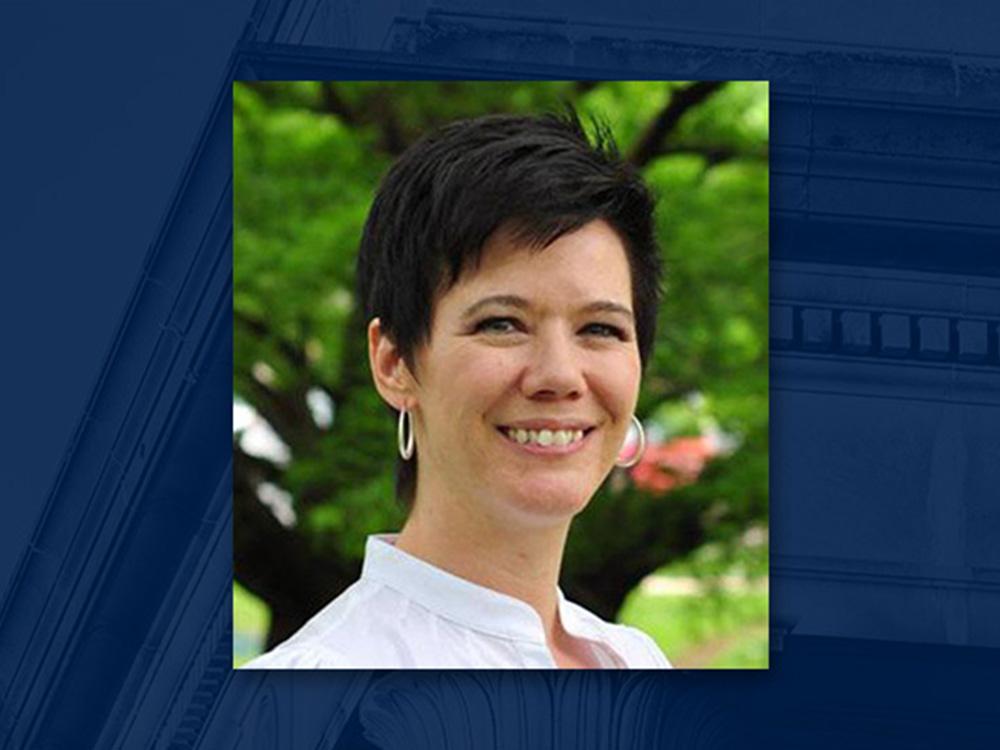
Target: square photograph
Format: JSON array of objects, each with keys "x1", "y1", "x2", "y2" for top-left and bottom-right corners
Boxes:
[{"x1": 233, "y1": 81, "x2": 769, "y2": 669}]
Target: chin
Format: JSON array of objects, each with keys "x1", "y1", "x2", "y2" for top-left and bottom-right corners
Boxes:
[{"x1": 499, "y1": 477, "x2": 596, "y2": 525}]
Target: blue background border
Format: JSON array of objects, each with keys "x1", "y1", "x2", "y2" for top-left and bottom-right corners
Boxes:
[{"x1": 1, "y1": 1, "x2": 998, "y2": 747}]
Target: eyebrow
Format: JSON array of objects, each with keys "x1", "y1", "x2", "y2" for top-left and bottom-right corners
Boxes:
[{"x1": 461, "y1": 294, "x2": 634, "y2": 322}]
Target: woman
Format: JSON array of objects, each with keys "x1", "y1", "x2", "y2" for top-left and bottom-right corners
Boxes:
[{"x1": 244, "y1": 111, "x2": 670, "y2": 669}]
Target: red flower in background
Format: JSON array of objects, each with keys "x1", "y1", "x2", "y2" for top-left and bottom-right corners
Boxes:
[{"x1": 629, "y1": 435, "x2": 721, "y2": 495}]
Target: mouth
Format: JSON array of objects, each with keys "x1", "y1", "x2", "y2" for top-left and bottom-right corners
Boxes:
[{"x1": 495, "y1": 423, "x2": 596, "y2": 454}]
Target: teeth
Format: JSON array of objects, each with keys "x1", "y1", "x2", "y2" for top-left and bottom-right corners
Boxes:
[{"x1": 505, "y1": 427, "x2": 586, "y2": 447}]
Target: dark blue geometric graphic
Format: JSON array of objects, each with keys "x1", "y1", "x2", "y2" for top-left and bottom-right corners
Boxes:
[{"x1": 2, "y1": 0, "x2": 999, "y2": 747}]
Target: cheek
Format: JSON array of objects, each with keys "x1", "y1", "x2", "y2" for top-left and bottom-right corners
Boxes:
[
  {"x1": 592, "y1": 353, "x2": 641, "y2": 418},
  {"x1": 427, "y1": 346, "x2": 517, "y2": 416}
]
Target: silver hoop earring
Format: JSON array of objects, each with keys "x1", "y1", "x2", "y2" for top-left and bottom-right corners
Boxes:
[
  {"x1": 616, "y1": 415, "x2": 646, "y2": 468},
  {"x1": 397, "y1": 408, "x2": 415, "y2": 460}
]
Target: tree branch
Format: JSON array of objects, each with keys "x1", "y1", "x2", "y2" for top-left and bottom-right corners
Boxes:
[
  {"x1": 629, "y1": 82, "x2": 728, "y2": 168},
  {"x1": 234, "y1": 309, "x2": 308, "y2": 370},
  {"x1": 370, "y1": 91, "x2": 406, "y2": 156},
  {"x1": 234, "y1": 444, "x2": 360, "y2": 647},
  {"x1": 235, "y1": 373, "x2": 316, "y2": 451},
  {"x1": 235, "y1": 308, "x2": 344, "y2": 400},
  {"x1": 318, "y1": 81, "x2": 357, "y2": 125},
  {"x1": 234, "y1": 441, "x2": 284, "y2": 484},
  {"x1": 661, "y1": 144, "x2": 769, "y2": 167},
  {"x1": 234, "y1": 308, "x2": 348, "y2": 450}
]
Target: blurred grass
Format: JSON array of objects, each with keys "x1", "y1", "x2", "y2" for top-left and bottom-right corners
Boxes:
[
  {"x1": 233, "y1": 581, "x2": 270, "y2": 668},
  {"x1": 618, "y1": 587, "x2": 768, "y2": 668},
  {"x1": 710, "y1": 625, "x2": 769, "y2": 667}
]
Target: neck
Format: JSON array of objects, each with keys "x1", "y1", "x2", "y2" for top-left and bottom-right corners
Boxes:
[{"x1": 395, "y1": 491, "x2": 571, "y2": 644}]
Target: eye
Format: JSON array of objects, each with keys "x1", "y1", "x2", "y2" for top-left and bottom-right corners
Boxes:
[
  {"x1": 474, "y1": 316, "x2": 523, "y2": 334},
  {"x1": 582, "y1": 322, "x2": 628, "y2": 340}
]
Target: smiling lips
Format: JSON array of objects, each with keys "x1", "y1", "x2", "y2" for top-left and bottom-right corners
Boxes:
[{"x1": 497, "y1": 422, "x2": 595, "y2": 454}]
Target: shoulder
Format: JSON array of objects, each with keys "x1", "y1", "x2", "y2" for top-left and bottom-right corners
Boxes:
[
  {"x1": 613, "y1": 623, "x2": 673, "y2": 668},
  {"x1": 562, "y1": 599, "x2": 673, "y2": 669},
  {"x1": 239, "y1": 641, "x2": 352, "y2": 669},
  {"x1": 238, "y1": 578, "x2": 406, "y2": 670}
]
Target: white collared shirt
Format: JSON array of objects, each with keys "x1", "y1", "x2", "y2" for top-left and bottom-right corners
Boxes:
[{"x1": 241, "y1": 535, "x2": 671, "y2": 669}]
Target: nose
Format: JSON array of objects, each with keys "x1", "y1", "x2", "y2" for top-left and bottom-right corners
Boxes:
[{"x1": 520, "y1": 325, "x2": 586, "y2": 400}]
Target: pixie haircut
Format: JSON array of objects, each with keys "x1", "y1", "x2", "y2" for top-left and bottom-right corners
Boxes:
[{"x1": 356, "y1": 111, "x2": 662, "y2": 506}]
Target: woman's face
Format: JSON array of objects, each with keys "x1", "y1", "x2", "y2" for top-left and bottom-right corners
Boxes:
[{"x1": 409, "y1": 218, "x2": 641, "y2": 527}]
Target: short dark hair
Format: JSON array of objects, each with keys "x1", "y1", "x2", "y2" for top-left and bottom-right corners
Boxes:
[{"x1": 356, "y1": 110, "x2": 662, "y2": 506}]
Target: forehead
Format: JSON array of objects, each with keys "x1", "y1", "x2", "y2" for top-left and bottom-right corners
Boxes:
[{"x1": 440, "y1": 219, "x2": 633, "y2": 309}]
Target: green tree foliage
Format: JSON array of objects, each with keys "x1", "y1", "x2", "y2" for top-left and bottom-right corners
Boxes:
[{"x1": 234, "y1": 81, "x2": 768, "y2": 645}]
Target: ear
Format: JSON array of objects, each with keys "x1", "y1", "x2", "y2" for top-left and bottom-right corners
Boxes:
[{"x1": 368, "y1": 318, "x2": 416, "y2": 410}]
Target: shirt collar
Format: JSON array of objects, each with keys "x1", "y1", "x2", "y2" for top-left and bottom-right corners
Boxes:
[{"x1": 361, "y1": 534, "x2": 605, "y2": 647}]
